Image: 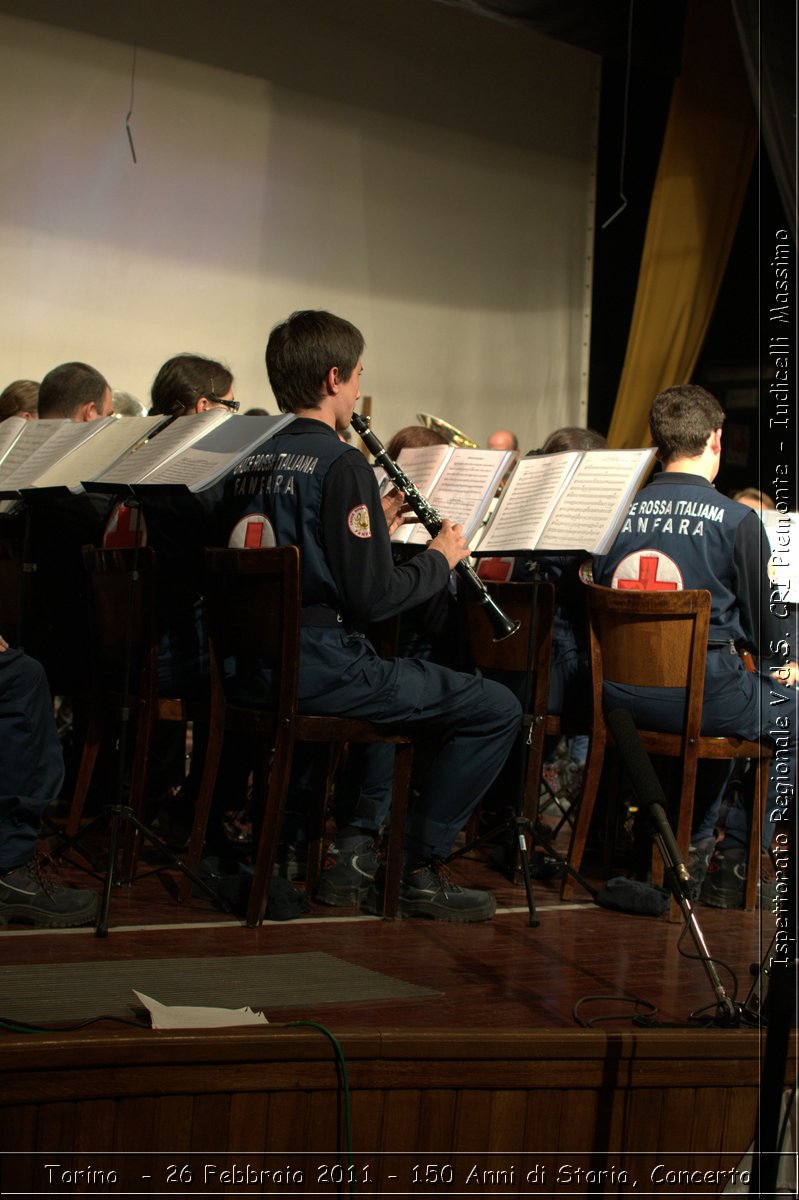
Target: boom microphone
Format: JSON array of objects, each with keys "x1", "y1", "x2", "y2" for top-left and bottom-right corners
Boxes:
[
  {"x1": 605, "y1": 709, "x2": 692, "y2": 894},
  {"x1": 606, "y1": 708, "x2": 739, "y2": 1024}
]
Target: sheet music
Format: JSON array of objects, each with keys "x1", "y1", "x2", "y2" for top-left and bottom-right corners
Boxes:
[
  {"x1": 91, "y1": 410, "x2": 230, "y2": 485},
  {"x1": 0, "y1": 420, "x2": 111, "y2": 492},
  {"x1": 404, "y1": 449, "x2": 513, "y2": 544},
  {"x1": 31, "y1": 416, "x2": 167, "y2": 490},
  {"x1": 131, "y1": 413, "x2": 295, "y2": 491},
  {"x1": 475, "y1": 453, "x2": 579, "y2": 553},
  {"x1": 0, "y1": 417, "x2": 28, "y2": 466},
  {"x1": 0, "y1": 420, "x2": 67, "y2": 486},
  {"x1": 391, "y1": 445, "x2": 452, "y2": 543},
  {"x1": 538, "y1": 449, "x2": 655, "y2": 552}
]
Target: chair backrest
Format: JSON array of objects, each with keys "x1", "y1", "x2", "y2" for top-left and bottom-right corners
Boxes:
[
  {"x1": 585, "y1": 583, "x2": 712, "y2": 740},
  {"x1": 460, "y1": 579, "x2": 556, "y2": 715},
  {"x1": 203, "y1": 546, "x2": 301, "y2": 721}
]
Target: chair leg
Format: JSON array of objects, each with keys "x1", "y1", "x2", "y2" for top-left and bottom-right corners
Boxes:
[
  {"x1": 743, "y1": 755, "x2": 767, "y2": 912},
  {"x1": 303, "y1": 743, "x2": 341, "y2": 900},
  {"x1": 119, "y1": 707, "x2": 156, "y2": 884},
  {"x1": 380, "y1": 742, "x2": 412, "y2": 919},
  {"x1": 561, "y1": 730, "x2": 605, "y2": 900},
  {"x1": 245, "y1": 732, "x2": 295, "y2": 927},
  {"x1": 65, "y1": 709, "x2": 103, "y2": 837}
]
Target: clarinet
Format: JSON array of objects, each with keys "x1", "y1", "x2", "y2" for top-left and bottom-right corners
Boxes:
[{"x1": 351, "y1": 413, "x2": 520, "y2": 642}]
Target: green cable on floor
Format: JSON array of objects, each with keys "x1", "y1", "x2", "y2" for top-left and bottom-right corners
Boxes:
[{"x1": 288, "y1": 1019, "x2": 355, "y2": 1198}]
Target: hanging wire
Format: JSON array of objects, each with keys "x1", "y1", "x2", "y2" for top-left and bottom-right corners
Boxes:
[
  {"x1": 125, "y1": 45, "x2": 138, "y2": 164},
  {"x1": 601, "y1": 0, "x2": 635, "y2": 229}
]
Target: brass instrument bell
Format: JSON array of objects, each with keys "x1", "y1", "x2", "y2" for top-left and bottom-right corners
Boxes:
[{"x1": 416, "y1": 412, "x2": 478, "y2": 449}]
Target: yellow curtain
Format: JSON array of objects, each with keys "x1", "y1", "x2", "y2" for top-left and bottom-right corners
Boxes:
[{"x1": 607, "y1": 0, "x2": 758, "y2": 449}]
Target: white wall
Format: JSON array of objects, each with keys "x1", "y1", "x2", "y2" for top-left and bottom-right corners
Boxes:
[{"x1": 0, "y1": 5, "x2": 598, "y2": 451}]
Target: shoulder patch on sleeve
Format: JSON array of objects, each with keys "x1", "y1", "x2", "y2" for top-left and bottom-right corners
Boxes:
[{"x1": 347, "y1": 504, "x2": 372, "y2": 539}]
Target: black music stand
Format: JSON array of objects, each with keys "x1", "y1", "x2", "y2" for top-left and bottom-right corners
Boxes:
[
  {"x1": 49, "y1": 499, "x2": 219, "y2": 936},
  {"x1": 447, "y1": 564, "x2": 597, "y2": 926}
]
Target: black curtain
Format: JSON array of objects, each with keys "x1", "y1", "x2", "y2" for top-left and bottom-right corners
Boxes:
[{"x1": 731, "y1": 0, "x2": 797, "y2": 244}]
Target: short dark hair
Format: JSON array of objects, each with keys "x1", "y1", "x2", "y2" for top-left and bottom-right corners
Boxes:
[
  {"x1": 0, "y1": 379, "x2": 39, "y2": 422},
  {"x1": 150, "y1": 354, "x2": 234, "y2": 417},
  {"x1": 649, "y1": 384, "x2": 725, "y2": 463},
  {"x1": 38, "y1": 362, "x2": 109, "y2": 419},
  {"x1": 541, "y1": 426, "x2": 606, "y2": 454},
  {"x1": 265, "y1": 310, "x2": 365, "y2": 414}
]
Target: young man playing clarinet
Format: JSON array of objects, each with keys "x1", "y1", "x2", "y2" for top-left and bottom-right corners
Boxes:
[{"x1": 221, "y1": 310, "x2": 521, "y2": 920}]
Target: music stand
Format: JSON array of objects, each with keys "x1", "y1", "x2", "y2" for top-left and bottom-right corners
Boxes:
[
  {"x1": 49, "y1": 500, "x2": 219, "y2": 935},
  {"x1": 448, "y1": 566, "x2": 597, "y2": 926}
]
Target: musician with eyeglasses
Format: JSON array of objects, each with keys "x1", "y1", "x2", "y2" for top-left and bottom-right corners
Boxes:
[
  {"x1": 220, "y1": 309, "x2": 521, "y2": 921},
  {"x1": 115, "y1": 353, "x2": 242, "y2": 840}
]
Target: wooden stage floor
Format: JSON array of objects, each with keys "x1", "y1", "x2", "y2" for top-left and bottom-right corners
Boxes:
[
  {"x1": 0, "y1": 847, "x2": 773, "y2": 1032},
  {"x1": 2, "y1": 837, "x2": 791, "y2": 1198}
]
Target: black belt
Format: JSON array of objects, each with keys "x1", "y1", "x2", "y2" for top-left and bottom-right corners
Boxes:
[{"x1": 301, "y1": 606, "x2": 345, "y2": 628}]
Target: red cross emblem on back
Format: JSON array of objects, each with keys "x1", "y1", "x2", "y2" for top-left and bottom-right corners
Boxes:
[
  {"x1": 103, "y1": 502, "x2": 147, "y2": 549},
  {"x1": 612, "y1": 552, "x2": 682, "y2": 591},
  {"x1": 228, "y1": 514, "x2": 276, "y2": 549}
]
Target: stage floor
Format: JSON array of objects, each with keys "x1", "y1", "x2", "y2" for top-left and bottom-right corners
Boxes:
[
  {"x1": 3, "y1": 838, "x2": 792, "y2": 1198},
  {"x1": 0, "y1": 841, "x2": 773, "y2": 1033}
]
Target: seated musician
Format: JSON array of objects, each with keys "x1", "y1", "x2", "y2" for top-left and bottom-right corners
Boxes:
[
  {"x1": 104, "y1": 354, "x2": 238, "y2": 845},
  {"x1": 593, "y1": 384, "x2": 797, "y2": 907},
  {"x1": 0, "y1": 634, "x2": 98, "y2": 927},
  {"x1": 27, "y1": 362, "x2": 116, "y2": 691},
  {"x1": 220, "y1": 309, "x2": 521, "y2": 921},
  {"x1": 478, "y1": 426, "x2": 605, "y2": 803}
]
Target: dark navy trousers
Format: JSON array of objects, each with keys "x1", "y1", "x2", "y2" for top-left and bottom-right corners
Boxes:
[
  {"x1": 294, "y1": 628, "x2": 521, "y2": 861},
  {"x1": 603, "y1": 652, "x2": 797, "y2": 853},
  {"x1": 0, "y1": 649, "x2": 64, "y2": 872}
]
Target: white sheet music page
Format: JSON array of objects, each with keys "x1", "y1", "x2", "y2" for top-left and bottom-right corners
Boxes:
[
  {"x1": 0, "y1": 420, "x2": 69, "y2": 488},
  {"x1": 92, "y1": 410, "x2": 230, "y2": 485},
  {"x1": 390, "y1": 445, "x2": 453, "y2": 543},
  {"x1": 475, "y1": 453, "x2": 580, "y2": 554},
  {"x1": 137, "y1": 413, "x2": 295, "y2": 490},
  {"x1": 32, "y1": 416, "x2": 168, "y2": 490},
  {"x1": 0, "y1": 420, "x2": 109, "y2": 491},
  {"x1": 0, "y1": 417, "x2": 28, "y2": 467},
  {"x1": 537, "y1": 448, "x2": 655, "y2": 553},
  {"x1": 404, "y1": 449, "x2": 514, "y2": 544}
]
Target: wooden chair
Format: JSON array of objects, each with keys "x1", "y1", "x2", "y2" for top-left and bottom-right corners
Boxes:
[
  {"x1": 458, "y1": 579, "x2": 562, "y2": 873},
  {"x1": 562, "y1": 584, "x2": 772, "y2": 915},
  {"x1": 65, "y1": 546, "x2": 197, "y2": 883},
  {"x1": 180, "y1": 547, "x2": 414, "y2": 926}
]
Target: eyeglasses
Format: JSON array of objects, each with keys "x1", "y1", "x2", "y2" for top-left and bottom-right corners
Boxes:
[{"x1": 214, "y1": 397, "x2": 240, "y2": 413}]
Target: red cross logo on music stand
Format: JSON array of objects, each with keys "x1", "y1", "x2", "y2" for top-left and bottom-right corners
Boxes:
[{"x1": 612, "y1": 551, "x2": 682, "y2": 591}]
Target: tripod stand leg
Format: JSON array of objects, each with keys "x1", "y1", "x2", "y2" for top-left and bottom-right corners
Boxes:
[
  {"x1": 534, "y1": 827, "x2": 598, "y2": 901},
  {"x1": 124, "y1": 811, "x2": 221, "y2": 906},
  {"x1": 96, "y1": 805, "x2": 126, "y2": 938},
  {"x1": 514, "y1": 821, "x2": 539, "y2": 928}
]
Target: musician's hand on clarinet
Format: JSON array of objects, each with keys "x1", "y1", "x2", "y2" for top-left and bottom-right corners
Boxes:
[
  {"x1": 381, "y1": 487, "x2": 407, "y2": 536},
  {"x1": 428, "y1": 519, "x2": 470, "y2": 570},
  {"x1": 771, "y1": 660, "x2": 799, "y2": 689}
]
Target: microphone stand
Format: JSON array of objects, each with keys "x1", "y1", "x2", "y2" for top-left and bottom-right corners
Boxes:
[{"x1": 606, "y1": 709, "x2": 742, "y2": 1025}]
